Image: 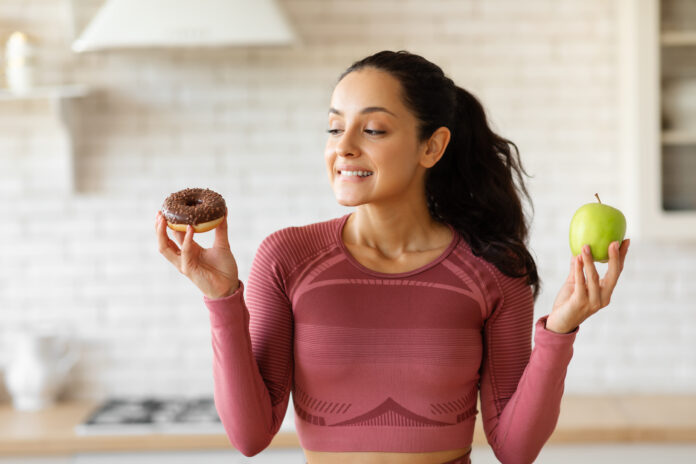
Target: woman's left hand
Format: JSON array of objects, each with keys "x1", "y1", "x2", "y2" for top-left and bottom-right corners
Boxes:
[{"x1": 546, "y1": 239, "x2": 630, "y2": 334}]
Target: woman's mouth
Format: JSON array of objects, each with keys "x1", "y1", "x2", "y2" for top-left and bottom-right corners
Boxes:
[
  {"x1": 340, "y1": 170, "x2": 373, "y2": 177},
  {"x1": 338, "y1": 170, "x2": 374, "y2": 182}
]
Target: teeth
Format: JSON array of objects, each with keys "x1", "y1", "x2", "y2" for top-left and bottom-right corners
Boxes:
[{"x1": 341, "y1": 170, "x2": 373, "y2": 177}]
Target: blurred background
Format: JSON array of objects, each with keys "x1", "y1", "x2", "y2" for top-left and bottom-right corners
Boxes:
[{"x1": 0, "y1": 0, "x2": 695, "y2": 462}]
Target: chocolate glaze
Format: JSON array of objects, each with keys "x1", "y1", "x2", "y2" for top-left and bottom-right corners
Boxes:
[{"x1": 161, "y1": 188, "x2": 226, "y2": 225}]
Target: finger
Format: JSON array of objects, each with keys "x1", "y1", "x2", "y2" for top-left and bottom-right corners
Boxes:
[
  {"x1": 156, "y1": 214, "x2": 181, "y2": 268},
  {"x1": 156, "y1": 212, "x2": 186, "y2": 245},
  {"x1": 582, "y1": 245, "x2": 602, "y2": 310},
  {"x1": 619, "y1": 238, "x2": 630, "y2": 270},
  {"x1": 601, "y1": 241, "x2": 622, "y2": 302},
  {"x1": 180, "y1": 225, "x2": 198, "y2": 273},
  {"x1": 214, "y1": 212, "x2": 230, "y2": 249},
  {"x1": 173, "y1": 230, "x2": 186, "y2": 246},
  {"x1": 574, "y1": 254, "x2": 587, "y2": 298}
]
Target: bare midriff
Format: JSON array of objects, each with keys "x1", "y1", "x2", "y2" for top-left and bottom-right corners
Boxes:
[{"x1": 303, "y1": 446, "x2": 472, "y2": 464}]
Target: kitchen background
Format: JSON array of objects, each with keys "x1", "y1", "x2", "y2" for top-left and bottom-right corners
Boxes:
[{"x1": 1, "y1": 0, "x2": 695, "y2": 428}]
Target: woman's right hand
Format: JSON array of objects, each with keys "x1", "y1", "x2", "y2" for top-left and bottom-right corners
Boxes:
[{"x1": 156, "y1": 211, "x2": 240, "y2": 299}]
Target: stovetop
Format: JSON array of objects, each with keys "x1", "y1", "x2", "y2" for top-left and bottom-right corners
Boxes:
[
  {"x1": 76, "y1": 397, "x2": 225, "y2": 435},
  {"x1": 75, "y1": 396, "x2": 295, "y2": 435}
]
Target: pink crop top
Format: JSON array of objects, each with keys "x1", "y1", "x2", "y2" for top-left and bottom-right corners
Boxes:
[{"x1": 204, "y1": 213, "x2": 578, "y2": 462}]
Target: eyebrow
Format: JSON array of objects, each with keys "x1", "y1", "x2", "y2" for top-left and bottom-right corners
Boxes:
[{"x1": 329, "y1": 106, "x2": 397, "y2": 117}]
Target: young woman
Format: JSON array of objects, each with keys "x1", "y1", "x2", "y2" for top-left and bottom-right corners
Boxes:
[{"x1": 156, "y1": 51, "x2": 629, "y2": 464}]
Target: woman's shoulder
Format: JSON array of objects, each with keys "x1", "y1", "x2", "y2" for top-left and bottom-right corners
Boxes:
[
  {"x1": 256, "y1": 215, "x2": 344, "y2": 266},
  {"x1": 263, "y1": 215, "x2": 342, "y2": 245},
  {"x1": 452, "y1": 237, "x2": 532, "y2": 304},
  {"x1": 451, "y1": 236, "x2": 498, "y2": 279}
]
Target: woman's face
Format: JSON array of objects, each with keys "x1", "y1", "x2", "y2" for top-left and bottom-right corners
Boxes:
[{"x1": 324, "y1": 68, "x2": 428, "y2": 208}]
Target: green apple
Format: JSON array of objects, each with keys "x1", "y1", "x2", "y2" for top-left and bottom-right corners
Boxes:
[{"x1": 569, "y1": 194, "x2": 626, "y2": 263}]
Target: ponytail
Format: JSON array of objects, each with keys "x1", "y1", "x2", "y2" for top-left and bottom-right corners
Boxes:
[
  {"x1": 339, "y1": 51, "x2": 540, "y2": 299},
  {"x1": 427, "y1": 86, "x2": 540, "y2": 299}
]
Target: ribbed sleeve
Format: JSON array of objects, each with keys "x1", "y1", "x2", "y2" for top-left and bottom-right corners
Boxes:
[
  {"x1": 203, "y1": 232, "x2": 294, "y2": 457},
  {"x1": 479, "y1": 271, "x2": 577, "y2": 464},
  {"x1": 201, "y1": 215, "x2": 579, "y2": 457}
]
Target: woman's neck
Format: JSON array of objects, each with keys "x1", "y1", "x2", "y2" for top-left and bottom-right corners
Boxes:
[{"x1": 344, "y1": 204, "x2": 450, "y2": 259}]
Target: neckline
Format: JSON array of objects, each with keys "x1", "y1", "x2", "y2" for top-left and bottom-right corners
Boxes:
[{"x1": 335, "y1": 212, "x2": 460, "y2": 278}]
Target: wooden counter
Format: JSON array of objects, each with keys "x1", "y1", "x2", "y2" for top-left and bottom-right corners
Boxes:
[{"x1": 1, "y1": 395, "x2": 695, "y2": 456}]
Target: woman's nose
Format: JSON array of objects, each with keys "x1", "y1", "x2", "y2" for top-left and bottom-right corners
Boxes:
[
  {"x1": 334, "y1": 129, "x2": 360, "y2": 157},
  {"x1": 335, "y1": 137, "x2": 359, "y2": 156}
]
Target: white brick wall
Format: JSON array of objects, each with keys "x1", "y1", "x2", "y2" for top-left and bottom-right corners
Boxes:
[{"x1": 1, "y1": 0, "x2": 695, "y2": 404}]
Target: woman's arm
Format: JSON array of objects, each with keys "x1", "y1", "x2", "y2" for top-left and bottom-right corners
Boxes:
[
  {"x1": 204, "y1": 234, "x2": 294, "y2": 457},
  {"x1": 479, "y1": 274, "x2": 577, "y2": 464},
  {"x1": 479, "y1": 239, "x2": 629, "y2": 463}
]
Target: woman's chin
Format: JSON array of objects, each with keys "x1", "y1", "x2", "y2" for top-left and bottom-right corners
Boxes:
[{"x1": 334, "y1": 196, "x2": 364, "y2": 207}]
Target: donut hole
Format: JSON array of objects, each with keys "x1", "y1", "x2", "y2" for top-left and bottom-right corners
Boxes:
[{"x1": 186, "y1": 198, "x2": 203, "y2": 207}]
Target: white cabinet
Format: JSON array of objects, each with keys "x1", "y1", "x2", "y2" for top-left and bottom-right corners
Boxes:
[{"x1": 619, "y1": 0, "x2": 696, "y2": 240}]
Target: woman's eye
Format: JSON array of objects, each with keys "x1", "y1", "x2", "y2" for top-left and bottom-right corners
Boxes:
[{"x1": 326, "y1": 128, "x2": 385, "y2": 136}]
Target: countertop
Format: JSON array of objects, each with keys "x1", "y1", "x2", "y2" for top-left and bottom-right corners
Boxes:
[{"x1": 1, "y1": 395, "x2": 695, "y2": 456}]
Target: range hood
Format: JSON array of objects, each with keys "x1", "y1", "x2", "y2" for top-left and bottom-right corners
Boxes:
[{"x1": 72, "y1": 0, "x2": 295, "y2": 52}]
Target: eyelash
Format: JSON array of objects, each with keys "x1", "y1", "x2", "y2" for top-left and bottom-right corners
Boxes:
[{"x1": 326, "y1": 129, "x2": 386, "y2": 136}]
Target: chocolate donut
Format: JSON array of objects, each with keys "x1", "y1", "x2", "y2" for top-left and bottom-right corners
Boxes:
[{"x1": 161, "y1": 188, "x2": 226, "y2": 233}]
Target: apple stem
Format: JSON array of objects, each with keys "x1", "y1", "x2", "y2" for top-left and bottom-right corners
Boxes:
[{"x1": 595, "y1": 193, "x2": 602, "y2": 204}]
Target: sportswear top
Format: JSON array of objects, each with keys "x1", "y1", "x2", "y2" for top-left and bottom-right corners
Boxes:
[{"x1": 203, "y1": 213, "x2": 578, "y2": 462}]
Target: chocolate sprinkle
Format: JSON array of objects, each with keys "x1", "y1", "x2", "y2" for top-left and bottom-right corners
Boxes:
[{"x1": 161, "y1": 188, "x2": 226, "y2": 225}]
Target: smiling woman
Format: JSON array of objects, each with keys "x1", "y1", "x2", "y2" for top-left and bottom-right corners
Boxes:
[{"x1": 156, "y1": 50, "x2": 629, "y2": 464}]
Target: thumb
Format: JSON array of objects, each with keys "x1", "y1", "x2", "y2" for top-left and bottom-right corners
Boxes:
[{"x1": 214, "y1": 213, "x2": 230, "y2": 249}]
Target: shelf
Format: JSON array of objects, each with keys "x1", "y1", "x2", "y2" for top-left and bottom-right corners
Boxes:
[
  {"x1": 662, "y1": 130, "x2": 696, "y2": 145},
  {"x1": 0, "y1": 84, "x2": 91, "y2": 192},
  {"x1": 660, "y1": 30, "x2": 696, "y2": 46},
  {"x1": 0, "y1": 84, "x2": 90, "y2": 101}
]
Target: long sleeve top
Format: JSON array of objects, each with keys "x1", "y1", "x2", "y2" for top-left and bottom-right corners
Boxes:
[{"x1": 204, "y1": 213, "x2": 578, "y2": 463}]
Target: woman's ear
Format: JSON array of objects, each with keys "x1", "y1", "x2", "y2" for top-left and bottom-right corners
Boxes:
[{"x1": 421, "y1": 127, "x2": 451, "y2": 168}]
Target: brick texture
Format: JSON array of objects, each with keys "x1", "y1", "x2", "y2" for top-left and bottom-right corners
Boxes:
[{"x1": 0, "y1": 0, "x2": 694, "y2": 403}]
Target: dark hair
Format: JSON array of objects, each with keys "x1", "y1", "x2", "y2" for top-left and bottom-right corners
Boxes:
[{"x1": 339, "y1": 50, "x2": 540, "y2": 299}]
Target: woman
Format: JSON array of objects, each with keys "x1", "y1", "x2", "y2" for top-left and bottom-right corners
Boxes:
[{"x1": 156, "y1": 51, "x2": 629, "y2": 464}]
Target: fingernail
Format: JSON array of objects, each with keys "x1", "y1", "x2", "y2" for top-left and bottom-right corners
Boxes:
[{"x1": 583, "y1": 245, "x2": 590, "y2": 254}]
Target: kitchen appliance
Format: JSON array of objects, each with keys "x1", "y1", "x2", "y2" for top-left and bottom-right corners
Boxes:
[
  {"x1": 76, "y1": 397, "x2": 224, "y2": 435},
  {"x1": 71, "y1": 0, "x2": 296, "y2": 52},
  {"x1": 76, "y1": 396, "x2": 296, "y2": 435}
]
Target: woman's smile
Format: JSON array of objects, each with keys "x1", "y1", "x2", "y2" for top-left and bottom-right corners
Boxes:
[{"x1": 337, "y1": 170, "x2": 374, "y2": 182}]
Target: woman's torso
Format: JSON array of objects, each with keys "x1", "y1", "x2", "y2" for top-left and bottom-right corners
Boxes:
[{"x1": 303, "y1": 224, "x2": 468, "y2": 464}]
